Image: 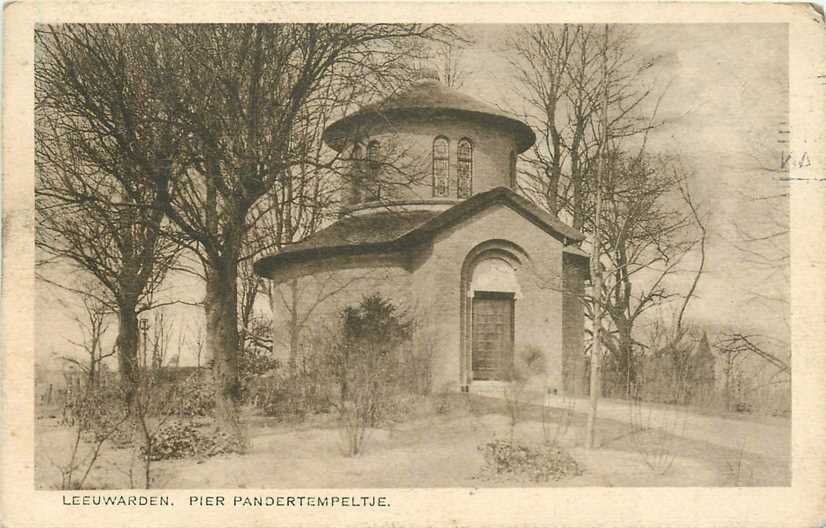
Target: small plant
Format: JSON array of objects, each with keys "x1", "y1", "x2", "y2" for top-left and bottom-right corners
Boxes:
[
  {"x1": 173, "y1": 371, "x2": 215, "y2": 418},
  {"x1": 627, "y1": 382, "x2": 686, "y2": 475},
  {"x1": 144, "y1": 421, "x2": 204, "y2": 460},
  {"x1": 49, "y1": 384, "x2": 131, "y2": 490},
  {"x1": 501, "y1": 346, "x2": 546, "y2": 440},
  {"x1": 142, "y1": 421, "x2": 245, "y2": 461},
  {"x1": 257, "y1": 359, "x2": 333, "y2": 423},
  {"x1": 543, "y1": 390, "x2": 575, "y2": 445},
  {"x1": 725, "y1": 439, "x2": 755, "y2": 485},
  {"x1": 327, "y1": 294, "x2": 413, "y2": 456},
  {"x1": 476, "y1": 439, "x2": 582, "y2": 483}
]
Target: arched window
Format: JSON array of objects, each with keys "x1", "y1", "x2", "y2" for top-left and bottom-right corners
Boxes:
[
  {"x1": 508, "y1": 150, "x2": 517, "y2": 187},
  {"x1": 349, "y1": 143, "x2": 364, "y2": 205},
  {"x1": 367, "y1": 140, "x2": 380, "y2": 164},
  {"x1": 457, "y1": 138, "x2": 473, "y2": 198},
  {"x1": 432, "y1": 136, "x2": 449, "y2": 197},
  {"x1": 366, "y1": 140, "x2": 381, "y2": 200}
]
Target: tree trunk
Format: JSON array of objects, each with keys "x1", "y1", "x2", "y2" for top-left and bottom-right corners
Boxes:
[
  {"x1": 115, "y1": 306, "x2": 139, "y2": 412},
  {"x1": 88, "y1": 354, "x2": 97, "y2": 389},
  {"x1": 616, "y1": 323, "x2": 635, "y2": 398},
  {"x1": 204, "y1": 261, "x2": 242, "y2": 438}
]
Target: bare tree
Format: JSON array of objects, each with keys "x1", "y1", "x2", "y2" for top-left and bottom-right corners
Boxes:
[
  {"x1": 593, "y1": 153, "x2": 704, "y2": 397},
  {"x1": 237, "y1": 95, "x2": 339, "y2": 364},
  {"x1": 430, "y1": 38, "x2": 469, "y2": 88},
  {"x1": 509, "y1": 25, "x2": 708, "y2": 444},
  {"x1": 271, "y1": 272, "x2": 373, "y2": 370},
  {"x1": 35, "y1": 25, "x2": 182, "y2": 410},
  {"x1": 58, "y1": 287, "x2": 117, "y2": 388},
  {"x1": 153, "y1": 24, "x2": 448, "y2": 435},
  {"x1": 730, "y1": 118, "x2": 790, "y2": 326},
  {"x1": 36, "y1": 23, "x2": 449, "y2": 436},
  {"x1": 507, "y1": 24, "x2": 662, "y2": 230},
  {"x1": 585, "y1": 24, "x2": 610, "y2": 450},
  {"x1": 714, "y1": 332, "x2": 790, "y2": 412}
]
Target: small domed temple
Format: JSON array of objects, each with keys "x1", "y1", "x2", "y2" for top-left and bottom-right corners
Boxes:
[{"x1": 255, "y1": 77, "x2": 588, "y2": 395}]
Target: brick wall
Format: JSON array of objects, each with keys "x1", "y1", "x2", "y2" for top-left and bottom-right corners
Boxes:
[
  {"x1": 268, "y1": 253, "x2": 412, "y2": 366},
  {"x1": 345, "y1": 115, "x2": 521, "y2": 205},
  {"x1": 410, "y1": 204, "x2": 565, "y2": 392},
  {"x1": 265, "y1": 204, "x2": 583, "y2": 396}
]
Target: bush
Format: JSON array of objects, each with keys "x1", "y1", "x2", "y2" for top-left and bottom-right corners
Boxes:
[
  {"x1": 173, "y1": 371, "x2": 215, "y2": 418},
  {"x1": 254, "y1": 353, "x2": 333, "y2": 422},
  {"x1": 326, "y1": 294, "x2": 416, "y2": 456},
  {"x1": 66, "y1": 384, "x2": 132, "y2": 447},
  {"x1": 145, "y1": 422, "x2": 203, "y2": 460},
  {"x1": 144, "y1": 421, "x2": 244, "y2": 461},
  {"x1": 239, "y1": 344, "x2": 280, "y2": 403},
  {"x1": 476, "y1": 439, "x2": 582, "y2": 483}
]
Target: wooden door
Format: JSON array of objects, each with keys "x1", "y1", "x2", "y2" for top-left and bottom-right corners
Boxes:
[{"x1": 471, "y1": 292, "x2": 514, "y2": 380}]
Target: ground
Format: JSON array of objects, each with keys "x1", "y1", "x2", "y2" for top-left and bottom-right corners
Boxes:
[{"x1": 35, "y1": 392, "x2": 790, "y2": 489}]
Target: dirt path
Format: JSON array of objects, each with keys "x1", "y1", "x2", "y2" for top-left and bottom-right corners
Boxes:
[
  {"x1": 470, "y1": 385, "x2": 789, "y2": 461},
  {"x1": 466, "y1": 389, "x2": 790, "y2": 485},
  {"x1": 545, "y1": 394, "x2": 790, "y2": 461}
]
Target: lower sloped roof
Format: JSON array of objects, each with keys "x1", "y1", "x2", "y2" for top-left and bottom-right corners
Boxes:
[{"x1": 254, "y1": 187, "x2": 587, "y2": 276}]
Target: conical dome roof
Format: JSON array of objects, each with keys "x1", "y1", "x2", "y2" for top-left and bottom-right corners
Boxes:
[{"x1": 323, "y1": 79, "x2": 536, "y2": 153}]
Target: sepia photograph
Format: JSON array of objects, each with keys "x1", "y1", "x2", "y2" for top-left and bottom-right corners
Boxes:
[
  {"x1": 2, "y1": 3, "x2": 824, "y2": 526},
  {"x1": 30, "y1": 20, "x2": 797, "y2": 490}
]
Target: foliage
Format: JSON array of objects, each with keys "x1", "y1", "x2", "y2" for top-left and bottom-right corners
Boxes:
[
  {"x1": 35, "y1": 21, "x2": 452, "y2": 437},
  {"x1": 63, "y1": 384, "x2": 132, "y2": 446},
  {"x1": 255, "y1": 358, "x2": 333, "y2": 423},
  {"x1": 51, "y1": 383, "x2": 131, "y2": 489},
  {"x1": 142, "y1": 421, "x2": 244, "y2": 461},
  {"x1": 173, "y1": 371, "x2": 216, "y2": 418},
  {"x1": 251, "y1": 293, "x2": 433, "y2": 431},
  {"x1": 476, "y1": 439, "x2": 582, "y2": 483},
  {"x1": 238, "y1": 345, "x2": 280, "y2": 403},
  {"x1": 326, "y1": 294, "x2": 416, "y2": 456}
]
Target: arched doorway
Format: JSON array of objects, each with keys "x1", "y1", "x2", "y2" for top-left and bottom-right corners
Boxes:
[{"x1": 459, "y1": 241, "x2": 527, "y2": 386}]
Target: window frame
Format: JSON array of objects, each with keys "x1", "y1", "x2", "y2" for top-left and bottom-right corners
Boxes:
[
  {"x1": 432, "y1": 136, "x2": 450, "y2": 198},
  {"x1": 457, "y1": 137, "x2": 473, "y2": 198}
]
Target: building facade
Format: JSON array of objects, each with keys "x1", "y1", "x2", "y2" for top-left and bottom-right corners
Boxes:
[{"x1": 254, "y1": 76, "x2": 589, "y2": 395}]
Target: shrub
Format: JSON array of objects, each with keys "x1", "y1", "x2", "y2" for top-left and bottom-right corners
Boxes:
[
  {"x1": 238, "y1": 344, "x2": 280, "y2": 403},
  {"x1": 173, "y1": 371, "x2": 215, "y2": 418},
  {"x1": 144, "y1": 421, "x2": 244, "y2": 461},
  {"x1": 476, "y1": 439, "x2": 582, "y2": 483},
  {"x1": 52, "y1": 383, "x2": 132, "y2": 490},
  {"x1": 66, "y1": 384, "x2": 132, "y2": 447},
  {"x1": 145, "y1": 421, "x2": 203, "y2": 460},
  {"x1": 255, "y1": 354, "x2": 333, "y2": 422},
  {"x1": 327, "y1": 294, "x2": 414, "y2": 456}
]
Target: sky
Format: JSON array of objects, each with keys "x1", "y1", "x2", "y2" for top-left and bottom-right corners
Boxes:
[
  {"x1": 36, "y1": 24, "x2": 790, "y2": 369},
  {"x1": 457, "y1": 23, "x2": 789, "y2": 342}
]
